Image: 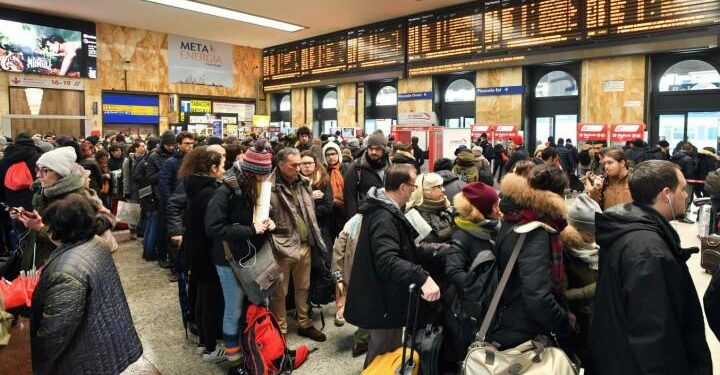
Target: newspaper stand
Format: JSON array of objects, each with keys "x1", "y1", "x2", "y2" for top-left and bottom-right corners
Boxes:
[{"x1": 391, "y1": 125, "x2": 444, "y2": 172}]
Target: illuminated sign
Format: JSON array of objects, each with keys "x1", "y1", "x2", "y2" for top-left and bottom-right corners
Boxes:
[
  {"x1": 102, "y1": 93, "x2": 159, "y2": 124},
  {"x1": 577, "y1": 123, "x2": 608, "y2": 141}
]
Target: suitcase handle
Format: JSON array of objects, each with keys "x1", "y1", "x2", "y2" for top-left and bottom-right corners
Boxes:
[{"x1": 400, "y1": 283, "x2": 421, "y2": 375}]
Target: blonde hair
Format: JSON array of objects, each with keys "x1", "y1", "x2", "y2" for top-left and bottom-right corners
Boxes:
[{"x1": 453, "y1": 193, "x2": 485, "y2": 222}]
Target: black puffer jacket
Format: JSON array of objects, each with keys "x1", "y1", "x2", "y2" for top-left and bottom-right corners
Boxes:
[
  {"x1": 31, "y1": 238, "x2": 142, "y2": 375},
  {"x1": 436, "y1": 170, "x2": 466, "y2": 202},
  {"x1": 145, "y1": 146, "x2": 173, "y2": 189},
  {"x1": 671, "y1": 150, "x2": 696, "y2": 179},
  {"x1": 185, "y1": 174, "x2": 221, "y2": 283},
  {"x1": 0, "y1": 139, "x2": 42, "y2": 209},
  {"x1": 487, "y1": 173, "x2": 573, "y2": 348},
  {"x1": 345, "y1": 187, "x2": 429, "y2": 329},
  {"x1": 343, "y1": 153, "x2": 389, "y2": 217},
  {"x1": 446, "y1": 223, "x2": 495, "y2": 294},
  {"x1": 705, "y1": 265, "x2": 720, "y2": 341},
  {"x1": 589, "y1": 203, "x2": 712, "y2": 375},
  {"x1": 696, "y1": 150, "x2": 717, "y2": 182},
  {"x1": 205, "y1": 164, "x2": 268, "y2": 267}
]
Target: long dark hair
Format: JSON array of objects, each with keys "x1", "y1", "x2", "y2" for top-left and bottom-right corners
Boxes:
[
  {"x1": 300, "y1": 150, "x2": 329, "y2": 190},
  {"x1": 239, "y1": 172, "x2": 258, "y2": 205},
  {"x1": 178, "y1": 146, "x2": 224, "y2": 179}
]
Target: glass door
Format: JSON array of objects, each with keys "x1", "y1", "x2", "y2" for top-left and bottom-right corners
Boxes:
[
  {"x1": 535, "y1": 114, "x2": 577, "y2": 146},
  {"x1": 445, "y1": 117, "x2": 475, "y2": 128},
  {"x1": 658, "y1": 114, "x2": 686, "y2": 148},
  {"x1": 536, "y1": 117, "x2": 554, "y2": 146},
  {"x1": 659, "y1": 112, "x2": 720, "y2": 151}
]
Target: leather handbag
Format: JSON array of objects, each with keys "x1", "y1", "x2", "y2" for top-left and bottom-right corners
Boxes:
[
  {"x1": 701, "y1": 234, "x2": 720, "y2": 273},
  {"x1": 463, "y1": 222, "x2": 578, "y2": 375},
  {"x1": 223, "y1": 239, "x2": 283, "y2": 304}
]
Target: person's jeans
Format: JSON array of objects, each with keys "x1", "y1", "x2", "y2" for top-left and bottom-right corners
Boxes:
[
  {"x1": 216, "y1": 266, "x2": 246, "y2": 356},
  {"x1": 142, "y1": 211, "x2": 158, "y2": 260}
]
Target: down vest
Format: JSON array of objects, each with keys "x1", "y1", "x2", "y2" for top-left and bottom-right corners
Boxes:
[{"x1": 31, "y1": 238, "x2": 142, "y2": 375}]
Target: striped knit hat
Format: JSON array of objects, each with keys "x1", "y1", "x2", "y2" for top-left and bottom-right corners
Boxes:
[{"x1": 240, "y1": 140, "x2": 273, "y2": 175}]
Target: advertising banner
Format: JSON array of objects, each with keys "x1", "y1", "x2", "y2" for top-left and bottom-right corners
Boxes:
[
  {"x1": 213, "y1": 101, "x2": 255, "y2": 121},
  {"x1": 470, "y1": 125, "x2": 491, "y2": 140},
  {"x1": 0, "y1": 18, "x2": 96, "y2": 78},
  {"x1": 577, "y1": 123, "x2": 608, "y2": 141},
  {"x1": 442, "y1": 128, "x2": 472, "y2": 159},
  {"x1": 168, "y1": 35, "x2": 233, "y2": 87},
  {"x1": 9, "y1": 74, "x2": 84, "y2": 90},
  {"x1": 610, "y1": 123, "x2": 644, "y2": 142},
  {"x1": 493, "y1": 125, "x2": 518, "y2": 140},
  {"x1": 102, "y1": 93, "x2": 159, "y2": 124},
  {"x1": 398, "y1": 111, "x2": 437, "y2": 126}
]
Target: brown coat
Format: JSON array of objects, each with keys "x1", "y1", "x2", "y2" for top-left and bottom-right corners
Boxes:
[
  {"x1": 588, "y1": 172, "x2": 632, "y2": 210},
  {"x1": 269, "y1": 170, "x2": 326, "y2": 260}
]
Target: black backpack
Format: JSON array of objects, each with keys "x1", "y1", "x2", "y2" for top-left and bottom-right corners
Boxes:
[
  {"x1": 578, "y1": 149, "x2": 592, "y2": 166},
  {"x1": 455, "y1": 241, "x2": 498, "y2": 321}
]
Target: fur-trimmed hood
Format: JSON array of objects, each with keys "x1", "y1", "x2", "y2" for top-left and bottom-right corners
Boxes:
[{"x1": 499, "y1": 172, "x2": 567, "y2": 219}]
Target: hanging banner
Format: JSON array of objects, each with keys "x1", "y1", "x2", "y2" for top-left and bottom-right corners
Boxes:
[
  {"x1": 577, "y1": 123, "x2": 608, "y2": 141},
  {"x1": 493, "y1": 125, "x2": 518, "y2": 140},
  {"x1": 168, "y1": 35, "x2": 234, "y2": 87},
  {"x1": 610, "y1": 123, "x2": 644, "y2": 142},
  {"x1": 470, "y1": 125, "x2": 492, "y2": 140}
]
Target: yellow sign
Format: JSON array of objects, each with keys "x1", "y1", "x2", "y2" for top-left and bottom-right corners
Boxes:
[
  {"x1": 190, "y1": 100, "x2": 212, "y2": 113},
  {"x1": 253, "y1": 115, "x2": 270, "y2": 127},
  {"x1": 102, "y1": 104, "x2": 159, "y2": 116}
]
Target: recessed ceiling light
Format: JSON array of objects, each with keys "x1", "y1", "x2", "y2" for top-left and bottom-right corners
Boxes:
[{"x1": 141, "y1": 0, "x2": 304, "y2": 32}]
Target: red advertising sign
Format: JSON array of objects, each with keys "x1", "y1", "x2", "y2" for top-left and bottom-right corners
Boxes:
[
  {"x1": 577, "y1": 123, "x2": 608, "y2": 141},
  {"x1": 610, "y1": 123, "x2": 644, "y2": 142},
  {"x1": 471, "y1": 125, "x2": 491, "y2": 140},
  {"x1": 493, "y1": 125, "x2": 518, "y2": 140}
]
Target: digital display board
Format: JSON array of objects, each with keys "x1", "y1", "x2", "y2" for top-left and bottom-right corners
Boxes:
[
  {"x1": 103, "y1": 93, "x2": 159, "y2": 124},
  {"x1": 263, "y1": 20, "x2": 404, "y2": 86},
  {"x1": 0, "y1": 7, "x2": 97, "y2": 78},
  {"x1": 263, "y1": 0, "x2": 720, "y2": 84}
]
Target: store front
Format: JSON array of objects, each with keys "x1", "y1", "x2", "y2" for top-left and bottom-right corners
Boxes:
[
  {"x1": 179, "y1": 96, "x2": 255, "y2": 137},
  {"x1": 270, "y1": 92, "x2": 292, "y2": 134},
  {"x1": 364, "y1": 81, "x2": 398, "y2": 135},
  {"x1": 652, "y1": 50, "x2": 720, "y2": 151},
  {"x1": 527, "y1": 63, "x2": 581, "y2": 150}
]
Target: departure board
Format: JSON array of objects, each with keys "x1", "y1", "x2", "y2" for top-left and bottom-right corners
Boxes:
[
  {"x1": 407, "y1": 4, "x2": 483, "y2": 62},
  {"x1": 263, "y1": 0, "x2": 720, "y2": 85}
]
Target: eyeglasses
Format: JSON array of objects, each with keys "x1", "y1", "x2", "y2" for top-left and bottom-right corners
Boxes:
[
  {"x1": 300, "y1": 161, "x2": 316, "y2": 166},
  {"x1": 35, "y1": 167, "x2": 52, "y2": 175},
  {"x1": 404, "y1": 182, "x2": 418, "y2": 191}
]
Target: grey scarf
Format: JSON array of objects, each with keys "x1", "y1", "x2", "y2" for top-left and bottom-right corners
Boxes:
[{"x1": 567, "y1": 242, "x2": 600, "y2": 270}]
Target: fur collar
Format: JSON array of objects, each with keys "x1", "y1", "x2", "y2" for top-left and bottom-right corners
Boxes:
[
  {"x1": 561, "y1": 225, "x2": 585, "y2": 249},
  {"x1": 500, "y1": 173, "x2": 567, "y2": 219}
]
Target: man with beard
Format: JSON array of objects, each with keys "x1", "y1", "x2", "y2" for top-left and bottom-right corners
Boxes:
[
  {"x1": 343, "y1": 134, "x2": 391, "y2": 218},
  {"x1": 589, "y1": 160, "x2": 712, "y2": 374},
  {"x1": 296, "y1": 126, "x2": 322, "y2": 160}
]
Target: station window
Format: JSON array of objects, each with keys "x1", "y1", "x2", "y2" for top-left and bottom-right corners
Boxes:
[
  {"x1": 535, "y1": 71, "x2": 579, "y2": 97},
  {"x1": 376, "y1": 86, "x2": 397, "y2": 106},
  {"x1": 659, "y1": 59, "x2": 720, "y2": 92},
  {"x1": 279, "y1": 94, "x2": 291, "y2": 111},
  {"x1": 322, "y1": 90, "x2": 337, "y2": 109},
  {"x1": 444, "y1": 79, "x2": 475, "y2": 102}
]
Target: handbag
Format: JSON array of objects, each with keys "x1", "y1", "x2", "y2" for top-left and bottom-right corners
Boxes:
[
  {"x1": 223, "y1": 239, "x2": 283, "y2": 305},
  {"x1": 463, "y1": 222, "x2": 578, "y2": 375},
  {"x1": 116, "y1": 200, "x2": 141, "y2": 226}
]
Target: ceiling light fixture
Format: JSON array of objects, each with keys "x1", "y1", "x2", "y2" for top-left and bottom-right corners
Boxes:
[{"x1": 141, "y1": 0, "x2": 304, "y2": 32}]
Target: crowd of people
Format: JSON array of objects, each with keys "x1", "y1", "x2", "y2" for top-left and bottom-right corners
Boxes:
[{"x1": 0, "y1": 126, "x2": 719, "y2": 375}]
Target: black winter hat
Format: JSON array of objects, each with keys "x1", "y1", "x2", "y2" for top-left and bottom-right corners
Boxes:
[{"x1": 160, "y1": 131, "x2": 177, "y2": 146}]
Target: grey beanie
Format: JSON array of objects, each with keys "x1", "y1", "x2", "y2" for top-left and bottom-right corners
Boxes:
[
  {"x1": 36, "y1": 146, "x2": 77, "y2": 177},
  {"x1": 568, "y1": 194, "x2": 602, "y2": 233}
]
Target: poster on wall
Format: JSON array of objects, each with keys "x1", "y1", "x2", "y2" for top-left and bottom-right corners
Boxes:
[
  {"x1": 610, "y1": 123, "x2": 644, "y2": 142},
  {"x1": 577, "y1": 123, "x2": 608, "y2": 141},
  {"x1": 0, "y1": 8, "x2": 97, "y2": 78},
  {"x1": 442, "y1": 128, "x2": 472, "y2": 159},
  {"x1": 102, "y1": 93, "x2": 159, "y2": 124},
  {"x1": 168, "y1": 35, "x2": 233, "y2": 87}
]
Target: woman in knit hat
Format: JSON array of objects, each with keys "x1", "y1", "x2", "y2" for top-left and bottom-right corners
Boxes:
[
  {"x1": 453, "y1": 148, "x2": 479, "y2": 183},
  {"x1": 205, "y1": 139, "x2": 277, "y2": 371},
  {"x1": 405, "y1": 172, "x2": 454, "y2": 325},
  {"x1": 9, "y1": 147, "x2": 106, "y2": 269},
  {"x1": 444, "y1": 181, "x2": 500, "y2": 364},
  {"x1": 561, "y1": 193, "x2": 601, "y2": 364}
]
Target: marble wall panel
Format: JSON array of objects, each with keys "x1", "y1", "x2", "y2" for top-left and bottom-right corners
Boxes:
[
  {"x1": 337, "y1": 83, "x2": 357, "y2": 127},
  {"x1": 398, "y1": 77, "x2": 433, "y2": 114},
  {"x1": 291, "y1": 88, "x2": 305, "y2": 127},
  {"x1": 476, "y1": 67, "x2": 523, "y2": 125}
]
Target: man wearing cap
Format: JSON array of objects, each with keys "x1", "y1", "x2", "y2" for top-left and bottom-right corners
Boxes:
[
  {"x1": 269, "y1": 147, "x2": 327, "y2": 342},
  {"x1": 144, "y1": 131, "x2": 176, "y2": 267},
  {"x1": 343, "y1": 134, "x2": 391, "y2": 218},
  {"x1": 505, "y1": 134, "x2": 529, "y2": 175},
  {"x1": 561, "y1": 194, "x2": 601, "y2": 363}
]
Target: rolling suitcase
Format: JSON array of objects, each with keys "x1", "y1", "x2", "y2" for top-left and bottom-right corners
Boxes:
[
  {"x1": 415, "y1": 324, "x2": 443, "y2": 375},
  {"x1": 701, "y1": 235, "x2": 720, "y2": 273},
  {"x1": 362, "y1": 284, "x2": 421, "y2": 375}
]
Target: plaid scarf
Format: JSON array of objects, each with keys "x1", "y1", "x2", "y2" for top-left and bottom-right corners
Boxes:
[{"x1": 503, "y1": 208, "x2": 567, "y2": 301}]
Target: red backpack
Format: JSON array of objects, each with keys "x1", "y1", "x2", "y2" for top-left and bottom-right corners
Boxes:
[
  {"x1": 4, "y1": 162, "x2": 33, "y2": 191},
  {"x1": 242, "y1": 304, "x2": 309, "y2": 375}
]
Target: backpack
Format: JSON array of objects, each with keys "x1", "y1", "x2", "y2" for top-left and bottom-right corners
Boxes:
[
  {"x1": 452, "y1": 240, "x2": 498, "y2": 323},
  {"x1": 4, "y1": 162, "x2": 33, "y2": 191},
  {"x1": 481, "y1": 141, "x2": 495, "y2": 161},
  {"x1": 242, "y1": 304, "x2": 309, "y2": 375},
  {"x1": 705, "y1": 170, "x2": 720, "y2": 197}
]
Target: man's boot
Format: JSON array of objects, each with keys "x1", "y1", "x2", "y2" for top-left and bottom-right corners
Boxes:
[{"x1": 297, "y1": 325, "x2": 326, "y2": 342}]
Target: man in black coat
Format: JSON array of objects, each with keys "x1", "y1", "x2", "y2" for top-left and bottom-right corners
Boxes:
[
  {"x1": 505, "y1": 135, "x2": 529, "y2": 175},
  {"x1": 343, "y1": 134, "x2": 391, "y2": 217},
  {"x1": 670, "y1": 142, "x2": 697, "y2": 222},
  {"x1": 705, "y1": 265, "x2": 720, "y2": 341},
  {"x1": 145, "y1": 132, "x2": 176, "y2": 268},
  {"x1": 345, "y1": 164, "x2": 441, "y2": 368},
  {"x1": 590, "y1": 160, "x2": 712, "y2": 375}
]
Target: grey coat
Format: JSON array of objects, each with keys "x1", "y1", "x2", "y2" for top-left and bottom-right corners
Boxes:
[{"x1": 31, "y1": 238, "x2": 142, "y2": 375}]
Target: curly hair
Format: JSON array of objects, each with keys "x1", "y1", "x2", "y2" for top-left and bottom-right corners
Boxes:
[
  {"x1": 44, "y1": 195, "x2": 97, "y2": 244},
  {"x1": 178, "y1": 146, "x2": 224, "y2": 179},
  {"x1": 527, "y1": 164, "x2": 568, "y2": 196}
]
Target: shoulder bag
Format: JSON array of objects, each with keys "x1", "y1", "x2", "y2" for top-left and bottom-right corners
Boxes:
[
  {"x1": 223, "y1": 239, "x2": 283, "y2": 305},
  {"x1": 463, "y1": 221, "x2": 578, "y2": 375}
]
